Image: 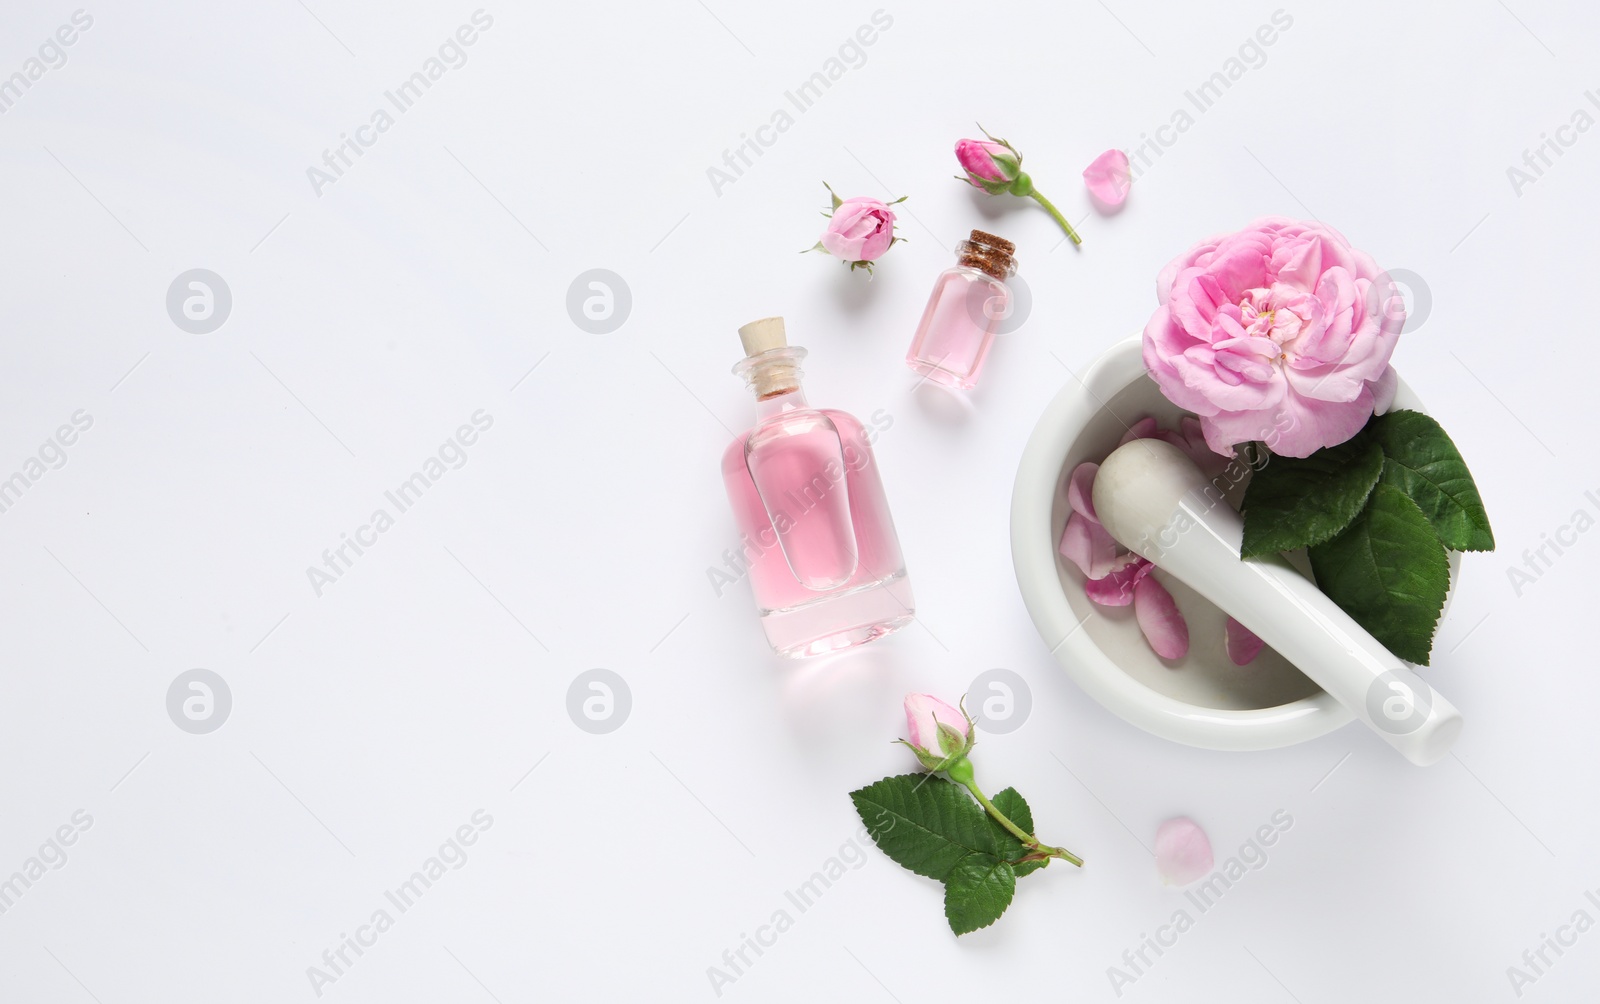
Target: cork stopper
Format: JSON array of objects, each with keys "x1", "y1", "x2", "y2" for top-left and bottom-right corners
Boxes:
[
  {"x1": 734, "y1": 316, "x2": 804, "y2": 400},
  {"x1": 969, "y1": 229, "x2": 1015, "y2": 254},
  {"x1": 957, "y1": 229, "x2": 1018, "y2": 280},
  {"x1": 738, "y1": 316, "x2": 788, "y2": 356}
]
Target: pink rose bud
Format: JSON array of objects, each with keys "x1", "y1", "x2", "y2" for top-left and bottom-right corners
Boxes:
[
  {"x1": 955, "y1": 138, "x2": 1019, "y2": 192},
  {"x1": 901, "y1": 693, "x2": 974, "y2": 771},
  {"x1": 952, "y1": 126, "x2": 1081, "y2": 245},
  {"x1": 822, "y1": 197, "x2": 898, "y2": 261},
  {"x1": 808, "y1": 183, "x2": 905, "y2": 275}
]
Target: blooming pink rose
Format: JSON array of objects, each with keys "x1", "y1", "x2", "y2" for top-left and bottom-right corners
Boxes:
[
  {"x1": 821, "y1": 197, "x2": 898, "y2": 262},
  {"x1": 955, "y1": 138, "x2": 1017, "y2": 187},
  {"x1": 1143, "y1": 216, "x2": 1404, "y2": 458}
]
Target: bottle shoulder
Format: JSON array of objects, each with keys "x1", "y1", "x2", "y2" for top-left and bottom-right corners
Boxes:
[
  {"x1": 721, "y1": 430, "x2": 751, "y2": 471},
  {"x1": 937, "y1": 264, "x2": 1008, "y2": 287},
  {"x1": 744, "y1": 404, "x2": 868, "y2": 434},
  {"x1": 721, "y1": 406, "x2": 874, "y2": 468},
  {"x1": 816, "y1": 407, "x2": 866, "y2": 434}
]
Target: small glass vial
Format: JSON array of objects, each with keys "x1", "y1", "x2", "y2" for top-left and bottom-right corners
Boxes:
[
  {"x1": 720, "y1": 317, "x2": 914, "y2": 657},
  {"x1": 905, "y1": 229, "x2": 1017, "y2": 390}
]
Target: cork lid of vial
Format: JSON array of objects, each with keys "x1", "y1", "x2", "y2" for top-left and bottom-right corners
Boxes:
[
  {"x1": 735, "y1": 316, "x2": 802, "y2": 398},
  {"x1": 738, "y1": 316, "x2": 788, "y2": 356},
  {"x1": 958, "y1": 229, "x2": 1018, "y2": 279}
]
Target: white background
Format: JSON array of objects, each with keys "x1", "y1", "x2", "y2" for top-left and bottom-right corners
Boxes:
[{"x1": 1, "y1": 1, "x2": 1596, "y2": 1001}]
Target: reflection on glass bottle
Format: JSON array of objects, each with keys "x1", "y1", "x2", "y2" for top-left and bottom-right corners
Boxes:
[
  {"x1": 905, "y1": 229, "x2": 1017, "y2": 390},
  {"x1": 721, "y1": 317, "x2": 913, "y2": 657}
]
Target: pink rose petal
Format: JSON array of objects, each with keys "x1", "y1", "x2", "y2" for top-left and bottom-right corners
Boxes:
[
  {"x1": 1083, "y1": 555, "x2": 1150, "y2": 607},
  {"x1": 1154, "y1": 817, "x2": 1213, "y2": 886},
  {"x1": 1083, "y1": 149, "x2": 1131, "y2": 207},
  {"x1": 1225, "y1": 616, "x2": 1266, "y2": 665},
  {"x1": 1177, "y1": 415, "x2": 1229, "y2": 478},
  {"x1": 1067, "y1": 462, "x2": 1100, "y2": 522},
  {"x1": 1134, "y1": 573, "x2": 1189, "y2": 659},
  {"x1": 1118, "y1": 416, "x2": 1159, "y2": 446},
  {"x1": 1368, "y1": 365, "x2": 1398, "y2": 415},
  {"x1": 1060, "y1": 511, "x2": 1120, "y2": 579},
  {"x1": 1153, "y1": 428, "x2": 1191, "y2": 456}
]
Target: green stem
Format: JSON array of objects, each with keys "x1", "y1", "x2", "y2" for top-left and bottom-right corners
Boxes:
[
  {"x1": 966, "y1": 782, "x2": 1035, "y2": 843},
  {"x1": 1029, "y1": 190, "x2": 1082, "y2": 246},
  {"x1": 946, "y1": 760, "x2": 1084, "y2": 868}
]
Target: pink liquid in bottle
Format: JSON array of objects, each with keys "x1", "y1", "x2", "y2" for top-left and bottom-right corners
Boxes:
[
  {"x1": 720, "y1": 319, "x2": 913, "y2": 657},
  {"x1": 906, "y1": 230, "x2": 1017, "y2": 390},
  {"x1": 745, "y1": 413, "x2": 858, "y2": 591}
]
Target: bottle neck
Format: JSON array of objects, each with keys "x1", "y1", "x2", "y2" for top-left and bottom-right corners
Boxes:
[
  {"x1": 754, "y1": 385, "x2": 809, "y2": 421},
  {"x1": 956, "y1": 229, "x2": 1017, "y2": 280},
  {"x1": 735, "y1": 346, "x2": 808, "y2": 414}
]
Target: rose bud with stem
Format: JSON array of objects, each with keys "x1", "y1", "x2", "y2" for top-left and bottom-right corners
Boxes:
[
  {"x1": 900, "y1": 694, "x2": 1083, "y2": 867},
  {"x1": 954, "y1": 126, "x2": 1082, "y2": 246}
]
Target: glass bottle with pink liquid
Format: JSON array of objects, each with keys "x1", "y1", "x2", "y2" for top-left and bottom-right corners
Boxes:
[
  {"x1": 720, "y1": 317, "x2": 913, "y2": 657},
  {"x1": 905, "y1": 229, "x2": 1017, "y2": 389}
]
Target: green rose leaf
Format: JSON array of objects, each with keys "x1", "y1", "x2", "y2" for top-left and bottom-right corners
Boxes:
[
  {"x1": 849, "y1": 774, "x2": 997, "y2": 881},
  {"x1": 987, "y1": 788, "x2": 1046, "y2": 877},
  {"x1": 1241, "y1": 436, "x2": 1385, "y2": 558},
  {"x1": 943, "y1": 854, "x2": 1017, "y2": 935},
  {"x1": 1365, "y1": 410, "x2": 1495, "y2": 552},
  {"x1": 1308, "y1": 484, "x2": 1451, "y2": 665}
]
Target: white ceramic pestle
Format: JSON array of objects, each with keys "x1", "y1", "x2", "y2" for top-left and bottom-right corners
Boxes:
[{"x1": 1092, "y1": 438, "x2": 1462, "y2": 766}]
